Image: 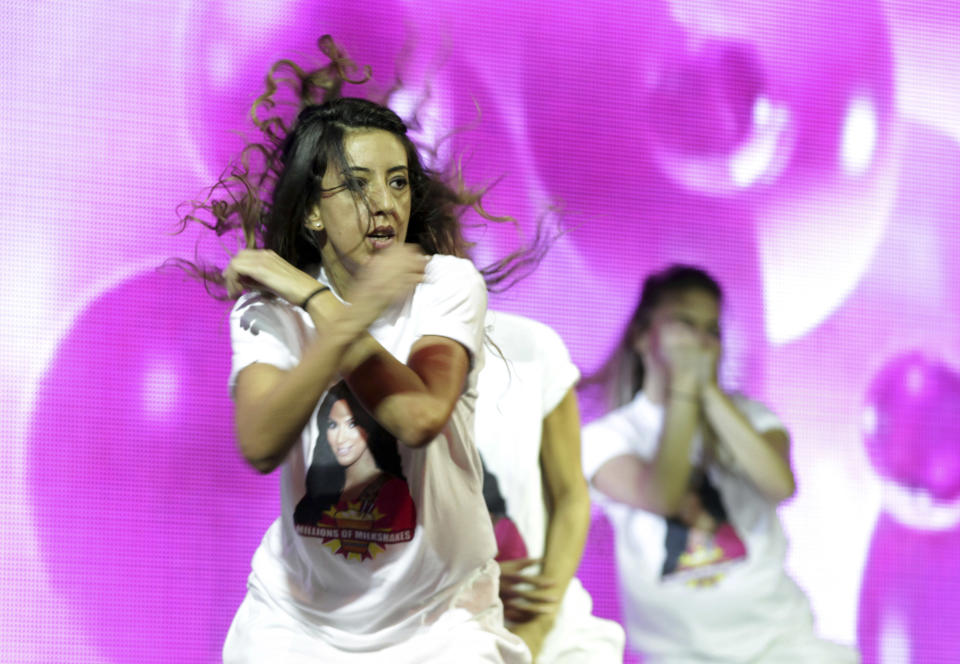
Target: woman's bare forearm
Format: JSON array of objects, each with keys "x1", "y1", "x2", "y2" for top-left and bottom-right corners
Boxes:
[
  {"x1": 234, "y1": 308, "x2": 363, "y2": 472},
  {"x1": 701, "y1": 384, "x2": 795, "y2": 502},
  {"x1": 539, "y1": 391, "x2": 592, "y2": 597},
  {"x1": 340, "y1": 334, "x2": 466, "y2": 447}
]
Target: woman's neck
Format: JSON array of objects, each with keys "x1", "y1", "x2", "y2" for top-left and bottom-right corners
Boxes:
[{"x1": 324, "y1": 261, "x2": 354, "y2": 301}]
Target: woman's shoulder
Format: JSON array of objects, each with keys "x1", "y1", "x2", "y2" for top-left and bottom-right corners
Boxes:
[
  {"x1": 417, "y1": 254, "x2": 486, "y2": 306},
  {"x1": 726, "y1": 392, "x2": 786, "y2": 433},
  {"x1": 486, "y1": 310, "x2": 557, "y2": 342},
  {"x1": 230, "y1": 290, "x2": 304, "y2": 338},
  {"x1": 231, "y1": 290, "x2": 295, "y2": 316}
]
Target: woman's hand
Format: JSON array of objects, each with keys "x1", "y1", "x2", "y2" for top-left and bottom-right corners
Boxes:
[
  {"x1": 697, "y1": 334, "x2": 721, "y2": 390},
  {"x1": 222, "y1": 249, "x2": 319, "y2": 303},
  {"x1": 499, "y1": 558, "x2": 560, "y2": 660},
  {"x1": 656, "y1": 321, "x2": 705, "y2": 393},
  {"x1": 345, "y1": 244, "x2": 429, "y2": 329},
  {"x1": 498, "y1": 558, "x2": 559, "y2": 623},
  {"x1": 656, "y1": 321, "x2": 721, "y2": 395}
]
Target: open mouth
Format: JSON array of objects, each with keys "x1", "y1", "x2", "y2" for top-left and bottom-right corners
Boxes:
[
  {"x1": 367, "y1": 225, "x2": 397, "y2": 250},
  {"x1": 367, "y1": 226, "x2": 396, "y2": 241}
]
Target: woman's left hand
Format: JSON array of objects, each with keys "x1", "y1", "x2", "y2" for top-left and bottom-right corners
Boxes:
[
  {"x1": 697, "y1": 335, "x2": 721, "y2": 389},
  {"x1": 498, "y1": 558, "x2": 559, "y2": 623},
  {"x1": 222, "y1": 249, "x2": 320, "y2": 303},
  {"x1": 500, "y1": 558, "x2": 559, "y2": 661}
]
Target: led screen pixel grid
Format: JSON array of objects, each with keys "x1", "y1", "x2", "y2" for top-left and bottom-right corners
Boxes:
[{"x1": 2, "y1": 1, "x2": 959, "y2": 662}]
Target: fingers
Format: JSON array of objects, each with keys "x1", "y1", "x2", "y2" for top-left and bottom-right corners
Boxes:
[
  {"x1": 376, "y1": 245, "x2": 429, "y2": 284},
  {"x1": 354, "y1": 245, "x2": 428, "y2": 307},
  {"x1": 658, "y1": 322, "x2": 721, "y2": 388},
  {"x1": 499, "y1": 568, "x2": 558, "y2": 606},
  {"x1": 501, "y1": 585, "x2": 560, "y2": 623},
  {"x1": 496, "y1": 560, "x2": 561, "y2": 624},
  {"x1": 222, "y1": 249, "x2": 317, "y2": 303},
  {"x1": 498, "y1": 557, "x2": 542, "y2": 574},
  {"x1": 500, "y1": 581, "x2": 557, "y2": 602},
  {"x1": 498, "y1": 559, "x2": 556, "y2": 590},
  {"x1": 504, "y1": 604, "x2": 555, "y2": 623},
  {"x1": 222, "y1": 262, "x2": 248, "y2": 300},
  {"x1": 499, "y1": 572, "x2": 555, "y2": 590},
  {"x1": 223, "y1": 249, "x2": 265, "y2": 299}
]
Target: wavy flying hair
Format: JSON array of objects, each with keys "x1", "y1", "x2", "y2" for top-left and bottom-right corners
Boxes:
[{"x1": 177, "y1": 35, "x2": 545, "y2": 295}]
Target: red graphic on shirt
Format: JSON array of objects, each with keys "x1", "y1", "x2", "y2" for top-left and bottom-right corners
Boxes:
[
  {"x1": 493, "y1": 516, "x2": 529, "y2": 562},
  {"x1": 662, "y1": 475, "x2": 747, "y2": 586},
  {"x1": 477, "y1": 450, "x2": 530, "y2": 562},
  {"x1": 293, "y1": 382, "x2": 417, "y2": 561},
  {"x1": 310, "y1": 475, "x2": 416, "y2": 560}
]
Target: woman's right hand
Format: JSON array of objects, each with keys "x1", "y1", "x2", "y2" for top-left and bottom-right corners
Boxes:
[{"x1": 222, "y1": 249, "x2": 320, "y2": 303}]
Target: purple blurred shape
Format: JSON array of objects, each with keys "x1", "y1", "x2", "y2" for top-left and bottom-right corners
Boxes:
[
  {"x1": 177, "y1": 0, "x2": 408, "y2": 183},
  {"x1": 640, "y1": 38, "x2": 788, "y2": 196},
  {"x1": 427, "y1": 0, "x2": 770, "y2": 391},
  {"x1": 859, "y1": 514, "x2": 960, "y2": 664},
  {"x1": 863, "y1": 353, "x2": 960, "y2": 499},
  {"x1": 29, "y1": 270, "x2": 277, "y2": 663},
  {"x1": 858, "y1": 353, "x2": 960, "y2": 663}
]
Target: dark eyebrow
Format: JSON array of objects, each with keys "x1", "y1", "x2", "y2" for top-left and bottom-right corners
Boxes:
[{"x1": 342, "y1": 165, "x2": 409, "y2": 174}]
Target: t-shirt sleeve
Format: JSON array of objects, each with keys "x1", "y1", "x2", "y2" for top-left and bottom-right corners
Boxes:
[
  {"x1": 731, "y1": 395, "x2": 786, "y2": 434},
  {"x1": 581, "y1": 418, "x2": 634, "y2": 483},
  {"x1": 413, "y1": 256, "x2": 487, "y2": 365},
  {"x1": 228, "y1": 293, "x2": 299, "y2": 396},
  {"x1": 532, "y1": 319, "x2": 580, "y2": 416}
]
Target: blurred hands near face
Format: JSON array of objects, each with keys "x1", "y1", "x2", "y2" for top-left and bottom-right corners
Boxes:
[{"x1": 653, "y1": 320, "x2": 721, "y2": 393}]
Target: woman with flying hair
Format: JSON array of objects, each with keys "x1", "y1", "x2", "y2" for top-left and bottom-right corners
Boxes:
[{"x1": 182, "y1": 36, "x2": 530, "y2": 663}]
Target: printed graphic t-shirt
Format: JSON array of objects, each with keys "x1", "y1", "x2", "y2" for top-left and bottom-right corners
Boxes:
[
  {"x1": 582, "y1": 392, "x2": 816, "y2": 662},
  {"x1": 228, "y1": 255, "x2": 497, "y2": 652}
]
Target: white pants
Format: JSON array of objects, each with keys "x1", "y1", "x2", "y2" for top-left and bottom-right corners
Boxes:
[
  {"x1": 641, "y1": 633, "x2": 860, "y2": 664},
  {"x1": 223, "y1": 562, "x2": 531, "y2": 664}
]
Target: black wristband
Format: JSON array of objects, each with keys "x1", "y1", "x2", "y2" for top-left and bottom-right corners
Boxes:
[{"x1": 300, "y1": 286, "x2": 330, "y2": 309}]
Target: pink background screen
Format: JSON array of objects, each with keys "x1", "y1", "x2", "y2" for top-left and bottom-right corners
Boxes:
[{"x1": 2, "y1": 1, "x2": 959, "y2": 662}]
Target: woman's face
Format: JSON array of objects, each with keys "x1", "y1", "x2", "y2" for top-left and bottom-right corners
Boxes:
[
  {"x1": 326, "y1": 399, "x2": 370, "y2": 467},
  {"x1": 309, "y1": 129, "x2": 412, "y2": 278}
]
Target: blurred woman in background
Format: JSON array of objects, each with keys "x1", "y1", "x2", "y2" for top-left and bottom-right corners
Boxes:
[{"x1": 582, "y1": 265, "x2": 858, "y2": 663}]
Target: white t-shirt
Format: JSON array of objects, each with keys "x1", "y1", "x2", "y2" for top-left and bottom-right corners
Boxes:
[
  {"x1": 581, "y1": 393, "x2": 819, "y2": 662},
  {"x1": 476, "y1": 311, "x2": 625, "y2": 663},
  {"x1": 228, "y1": 255, "x2": 501, "y2": 653}
]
